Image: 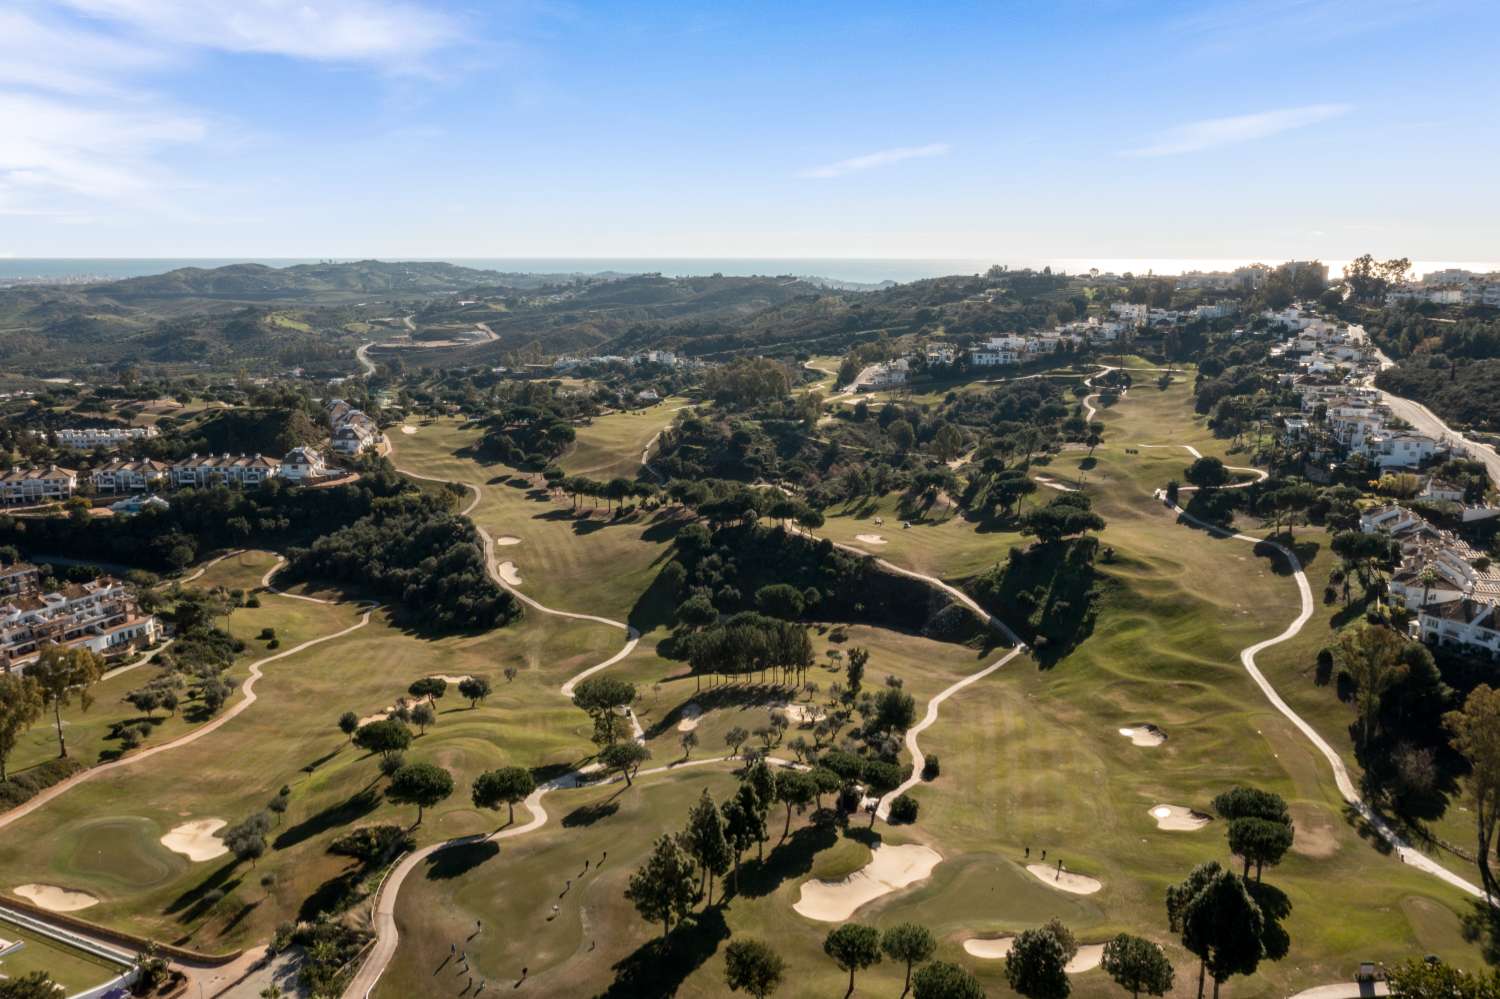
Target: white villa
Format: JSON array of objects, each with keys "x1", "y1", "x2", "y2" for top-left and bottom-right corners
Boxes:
[
  {"x1": 46, "y1": 426, "x2": 160, "y2": 450},
  {"x1": 281, "y1": 447, "x2": 330, "y2": 482}
]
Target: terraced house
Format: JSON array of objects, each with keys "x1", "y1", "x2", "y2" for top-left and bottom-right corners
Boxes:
[
  {"x1": 0, "y1": 564, "x2": 160, "y2": 673},
  {"x1": 0, "y1": 465, "x2": 77, "y2": 506},
  {"x1": 90, "y1": 457, "x2": 170, "y2": 494},
  {"x1": 169, "y1": 453, "x2": 281, "y2": 488}
]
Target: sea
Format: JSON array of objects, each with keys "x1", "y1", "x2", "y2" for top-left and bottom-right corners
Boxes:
[{"x1": 1, "y1": 257, "x2": 1496, "y2": 286}]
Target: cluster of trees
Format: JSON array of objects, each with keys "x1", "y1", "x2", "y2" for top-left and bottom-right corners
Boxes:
[
  {"x1": 679, "y1": 612, "x2": 814, "y2": 690},
  {"x1": 666, "y1": 522, "x2": 980, "y2": 645},
  {"x1": 474, "y1": 383, "x2": 594, "y2": 466},
  {"x1": 1377, "y1": 354, "x2": 1500, "y2": 433},
  {"x1": 701, "y1": 357, "x2": 793, "y2": 409},
  {"x1": 0, "y1": 645, "x2": 103, "y2": 776},
  {"x1": 967, "y1": 534, "x2": 1103, "y2": 659},
  {"x1": 283, "y1": 491, "x2": 521, "y2": 632},
  {"x1": 0, "y1": 461, "x2": 414, "y2": 572}
]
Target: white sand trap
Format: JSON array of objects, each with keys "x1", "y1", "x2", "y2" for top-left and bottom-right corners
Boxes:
[
  {"x1": 428, "y1": 674, "x2": 472, "y2": 685},
  {"x1": 793, "y1": 843, "x2": 941, "y2": 922},
  {"x1": 14, "y1": 884, "x2": 99, "y2": 911},
  {"x1": 964, "y1": 937, "x2": 1104, "y2": 972},
  {"x1": 854, "y1": 534, "x2": 888, "y2": 545},
  {"x1": 677, "y1": 703, "x2": 702, "y2": 732},
  {"x1": 1026, "y1": 864, "x2": 1102, "y2": 895},
  {"x1": 400, "y1": 425, "x2": 418, "y2": 435},
  {"x1": 1150, "y1": 804, "x2": 1211, "y2": 832},
  {"x1": 161, "y1": 819, "x2": 229, "y2": 861},
  {"x1": 494, "y1": 536, "x2": 523, "y2": 546},
  {"x1": 497, "y1": 561, "x2": 523, "y2": 586},
  {"x1": 779, "y1": 702, "x2": 826, "y2": 725},
  {"x1": 1118, "y1": 724, "x2": 1166, "y2": 747},
  {"x1": 963, "y1": 937, "x2": 1014, "y2": 959}
]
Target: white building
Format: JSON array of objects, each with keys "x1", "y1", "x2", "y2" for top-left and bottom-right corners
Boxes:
[
  {"x1": 109, "y1": 494, "x2": 170, "y2": 515},
  {"x1": 0, "y1": 465, "x2": 77, "y2": 506},
  {"x1": 0, "y1": 566, "x2": 161, "y2": 672},
  {"x1": 865, "y1": 359, "x2": 910, "y2": 388},
  {"x1": 1110, "y1": 302, "x2": 1148, "y2": 323},
  {"x1": 170, "y1": 454, "x2": 282, "y2": 488},
  {"x1": 280, "y1": 447, "x2": 329, "y2": 482},
  {"x1": 1417, "y1": 600, "x2": 1500, "y2": 658},
  {"x1": 91, "y1": 458, "x2": 170, "y2": 494},
  {"x1": 1366, "y1": 432, "x2": 1443, "y2": 469},
  {"x1": 49, "y1": 426, "x2": 159, "y2": 450}
]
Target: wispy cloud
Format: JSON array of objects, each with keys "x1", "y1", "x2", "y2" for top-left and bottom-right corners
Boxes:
[
  {"x1": 1172, "y1": 0, "x2": 1441, "y2": 52},
  {"x1": 799, "y1": 143, "x2": 950, "y2": 179},
  {"x1": 1123, "y1": 104, "x2": 1351, "y2": 157},
  {"x1": 55, "y1": 0, "x2": 461, "y2": 69},
  {"x1": 0, "y1": 1, "x2": 466, "y2": 217}
]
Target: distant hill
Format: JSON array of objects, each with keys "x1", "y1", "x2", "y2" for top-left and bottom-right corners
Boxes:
[{"x1": 89, "y1": 260, "x2": 513, "y2": 303}]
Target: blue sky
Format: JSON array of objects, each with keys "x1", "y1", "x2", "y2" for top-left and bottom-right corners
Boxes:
[{"x1": 3, "y1": 0, "x2": 1498, "y2": 267}]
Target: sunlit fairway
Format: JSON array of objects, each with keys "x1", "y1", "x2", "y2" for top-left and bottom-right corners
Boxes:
[
  {"x1": 2, "y1": 365, "x2": 1488, "y2": 993},
  {"x1": 559, "y1": 398, "x2": 690, "y2": 480}
]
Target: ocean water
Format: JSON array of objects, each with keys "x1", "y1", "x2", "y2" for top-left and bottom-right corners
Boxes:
[{"x1": 1, "y1": 257, "x2": 1494, "y2": 285}]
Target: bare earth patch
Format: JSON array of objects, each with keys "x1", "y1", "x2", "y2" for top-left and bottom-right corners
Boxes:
[
  {"x1": 161, "y1": 818, "x2": 229, "y2": 861},
  {"x1": 793, "y1": 843, "x2": 941, "y2": 922},
  {"x1": 1149, "y1": 804, "x2": 1211, "y2": 832},
  {"x1": 1026, "y1": 863, "x2": 1102, "y2": 895},
  {"x1": 14, "y1": 884, "x2": 99, "y2": 911},
  {"x1": 400, "y1": 426, "x2": 418, "y2": 435},
  {"x1": 854, "y1": 534, "x2": 888, "y2": 545},
  {"x1": 1118, "y1": 724, "x2": 1167, "y2": 747},
  {"x1": 777, "y1": 702, "x2": 826, "y2": 725},
  {"x1": 1292, "y1": 805, "x2": 1341, "y2": 858},
  {"x1": 494, "y1": 536, "x2": 523, "y2": 546},
  {"x1": 676, "y1": 703, "x2": 702, "y2": 732},
  {"x1": 497, "y1": 561, "x2": 523, "y2": 586}
]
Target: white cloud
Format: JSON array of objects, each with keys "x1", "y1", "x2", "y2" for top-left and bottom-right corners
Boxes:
[
  {"x1": 800, "y1": 143, "x2": 950, "y2": 179},
  {"x1": 1123, "y1": 104, "x2": 1351, "y2": 157},
  {"x1": 56, "y1": 0, "x2": 460, "y2": 68}
]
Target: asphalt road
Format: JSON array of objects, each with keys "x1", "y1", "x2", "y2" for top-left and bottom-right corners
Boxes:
[{"x1": 1371, "y1": 348, "x2": 1500, "y2": 487}]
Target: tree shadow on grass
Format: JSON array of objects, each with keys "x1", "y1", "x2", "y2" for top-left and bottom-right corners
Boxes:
[
  {"x1": 531, "y1": 762, "x2": 575, "y2": 786},
  {"x1": 593, "y1": 906, "x2": 729, "y2": 999},
  {"x1": 168, "y1": 861, "x2": 243, "y2": 922},
  {"x1": 301, "y1": 745, "x2": 344, "y2": 774},
  {"x1": 734, "y1": 823, "x2": 837, "y2": 899},
  {"x1": 274, "y1": 787, "x2": 381, "y2": 850},
  {"x1": 218, "y1": 899, "x2": 260, "y2": 937},
  {"x1": 424, "y1": 840, "x2": 499, "y2": 881},
  {"x1": 298, "y1": 866, "x2": 362, "y2": 922},
  {"x1": 562, "y1": 801, "x2": 619, "y2": 828}
]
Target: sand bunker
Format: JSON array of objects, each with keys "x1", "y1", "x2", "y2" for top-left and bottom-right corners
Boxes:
[
  {"x1": 161, "y1": 819, "x2": 229, "y2": 861},
  {"x1": 1118, "y1": 724, "x2": 1166, "y2": 747},
  {"x1": 400, "y1": 425, "x2": 418, "y2": 435},
  {"x1": 676, "y1": 703, "x2": 702, "y2": 732},
  {"x1": 494, "y1": 536, "x2": 522, "y2": 546},
  {"x1": 427, "y1": 674, "x2": 472, "y2": 685},
  {"x1": 1026, "y1": 864, "x2": 1102, "y2": 895},
  {"x1": 793, "y1": 843, "x2": 941, "y2": 922},
  {"x1": 358, "y1": 709, "x2": 393, "y2": 727},
  {"x1": 14, "y1": 884, "x2": 99, "y2": 912},
  {"x1": 1150, "y1": 805, "x2": 1210, "y2": 832},
  {"x1": 497, "y1": 561, "x2": 523, "y2": 586},
  {"x1": 854, "y1": 534, "x2": 888, "y2": 545},
  {"x1": 963, "y1": 937, "x2": 1104, "y2": 972},
  {"x1": 778, "y1": 702, "x2": 826, "y2": 725}
]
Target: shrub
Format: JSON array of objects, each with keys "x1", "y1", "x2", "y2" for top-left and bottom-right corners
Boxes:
[
  {"x1": 259, "y1": 627, "x2": 276, "y2": 640},
  {"x1": 0, "y1": 757, "x2": 86, "y2": 810},
  {"x1": 267, "y1": 638, "x2": 280, "y2": 649},
  {"x1": 921, "y1": 756, "x2": 940, "y2": 781},
  {"x1": 888, "y1": 794, "x2": 919, "y2": 824}
]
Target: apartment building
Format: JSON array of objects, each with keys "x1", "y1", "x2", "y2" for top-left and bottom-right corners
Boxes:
[
  {"x1": 0, "y1": 465, "x2": 77, "y2": 506},
  {"x1": 280, "y1": 447, "x2": 329, "y2": 482},
  {"x1": 0, "y1": 568, "x2": 161, "y2": 673},
  {"x1": 90, "y1": 458, "x2": 170, "y2": 494},
  {"x1": 170, "y1": 453, "x2": 282, "y2": 488},
  {"x1": 49, "y1": 426, "x2": 160, "y2": 450}
]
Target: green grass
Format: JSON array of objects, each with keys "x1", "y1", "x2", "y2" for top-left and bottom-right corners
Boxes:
[
  {"x1": 5, "y1": 369, "x2": 1489, "y2": 993},
  {"x1": 391, "y1": 418, "x2": 680, "y2": 622},
  {"x1": 0, "y1": 917, "x2": 130, "y2": 993},
  {"x1": 559, "y1": 400, "x2": 689, "y2": 480}
]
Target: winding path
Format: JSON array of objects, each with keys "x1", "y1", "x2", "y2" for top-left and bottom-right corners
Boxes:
[
  {"x1": 1154, "y1": 474, "x2": 1483, "y2": 898},
  {"x1": 0, "y1": 563, "x2": 378, "y2": 833}
]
